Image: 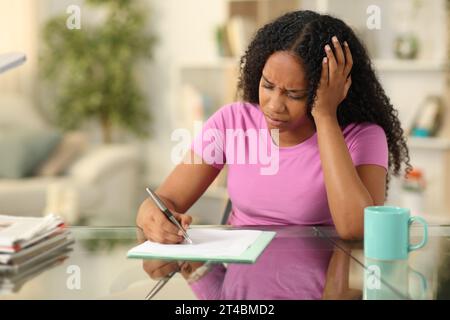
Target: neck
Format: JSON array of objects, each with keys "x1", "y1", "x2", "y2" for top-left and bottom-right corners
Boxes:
[{"x1": 276, "y1": 117, "x2": 316, "y2": 147}]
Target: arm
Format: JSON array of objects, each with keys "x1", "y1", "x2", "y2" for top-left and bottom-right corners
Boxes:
[
  {"x1": 312, "y1": 36, "x2": 386, "y2": 240},
  {"x1": 137, "y1": 151, "x2": 221, "y2": 243},
  {"x1": 155, "y1": 151, "x2": 221, "y2": 214},
  {"x1": 322, "y1": 245, "x2": 362, "y2": 300},
  {"x1": 315, "y1": 116, "x2": 386, "y2": 240}
]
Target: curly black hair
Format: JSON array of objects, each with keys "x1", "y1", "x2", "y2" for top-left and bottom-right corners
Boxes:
[{"x1": 238, "y1": 10, "x2": 411, "y2": 191}]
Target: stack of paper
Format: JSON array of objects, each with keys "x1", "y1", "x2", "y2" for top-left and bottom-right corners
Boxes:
[{"x1": 0, "y1": 214, "x2": 74, "y2": 272}]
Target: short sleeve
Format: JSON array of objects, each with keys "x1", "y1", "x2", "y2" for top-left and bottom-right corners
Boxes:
[
  {"x1": 348, "y1": 124, "x2": 389, "y2": 171},
  {"x1": 190, "y1": 105, "x2": 232, "y2": 170}
]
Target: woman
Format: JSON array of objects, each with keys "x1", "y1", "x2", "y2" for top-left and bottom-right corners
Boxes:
[{"x1": 136, "y1": 10, "x2": 410, "y2": 241}]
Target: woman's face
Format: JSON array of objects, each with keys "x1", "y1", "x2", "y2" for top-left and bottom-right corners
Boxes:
[{"x1": 258, "y1": 51, "x2": 310, "y2": 132}]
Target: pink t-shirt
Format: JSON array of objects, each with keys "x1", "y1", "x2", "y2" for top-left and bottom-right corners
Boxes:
[{"x1": 191, "y1": 101, "x2": 388, "y2": 226}]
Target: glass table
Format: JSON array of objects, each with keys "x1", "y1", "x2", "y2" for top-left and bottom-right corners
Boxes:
[{"x1": 0, "y1": 225, "x2": 449, "y2": 300}]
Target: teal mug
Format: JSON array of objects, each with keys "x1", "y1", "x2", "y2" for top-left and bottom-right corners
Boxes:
[{"x1": 364, "y1": 206, "x2": 428, "y2": 260}]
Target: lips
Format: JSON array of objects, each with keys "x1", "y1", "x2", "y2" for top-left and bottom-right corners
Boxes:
[{"x1": 265, "y1": 114, "x2": 287, "y2": 127}]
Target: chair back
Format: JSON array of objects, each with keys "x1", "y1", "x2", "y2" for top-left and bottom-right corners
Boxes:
[{"x1": 221, "y1": 199, "x2": 232, "y2": 225}]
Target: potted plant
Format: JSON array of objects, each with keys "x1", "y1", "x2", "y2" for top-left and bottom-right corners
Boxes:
[{"x1": 40, "y1": 0, "x2": 157, "y2": 143}]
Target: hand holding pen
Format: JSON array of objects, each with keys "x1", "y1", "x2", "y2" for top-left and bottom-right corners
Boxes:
[
  {"x1": 136, "y1": 187, "x2": 193, "y2": 244},
  {"x1": 146, "y1": 188, "x2": 193, "y2": 244}
]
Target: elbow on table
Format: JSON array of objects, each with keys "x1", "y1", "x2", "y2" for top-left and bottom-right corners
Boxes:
[
  {"x1": 335, "y1": 221, "x2": 364, "y2": 241},
  {"x1": 337, "y1": 229, "x2": 363, "y2": 241},
  {"x1": 332, "y1": 202, "x2": 371, "y2": 241}
]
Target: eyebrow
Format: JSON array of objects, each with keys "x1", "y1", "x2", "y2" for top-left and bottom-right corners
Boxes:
[{"x1": 262, "y1": 74, "x2": 307, "y2": 93}]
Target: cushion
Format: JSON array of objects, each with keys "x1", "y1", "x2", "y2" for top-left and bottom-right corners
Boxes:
[
  {"x1": 35, "y1": 131, "x2": 88, "y2": 176},
  {"x1": 0, "y1": 129, "x2": 62, "y2": 179}
]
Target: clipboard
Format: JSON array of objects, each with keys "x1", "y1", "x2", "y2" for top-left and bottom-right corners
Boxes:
[{"x1": 127, "y1": 231, "x2": 276, "y2": 264}]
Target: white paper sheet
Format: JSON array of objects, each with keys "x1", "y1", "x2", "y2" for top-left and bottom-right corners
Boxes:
[{"x1": 128, "y1": 229, "x2": 262, "y2": 258}]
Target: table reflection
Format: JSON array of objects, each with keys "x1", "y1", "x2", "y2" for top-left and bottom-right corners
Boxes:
[
  {"x1": 0, "y1": 246, "x2": 73, "y2": 295},
  {"x1": 363, "y1": 258, "x2": 428, "y2": 300},
  {"x1": 140, "y1": 228, "x2": 363, "y2": 300}
]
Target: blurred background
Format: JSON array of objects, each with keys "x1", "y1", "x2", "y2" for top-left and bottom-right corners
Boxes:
[{"x1": 0, "y1": 0, "x2": 449, "y2": 226}]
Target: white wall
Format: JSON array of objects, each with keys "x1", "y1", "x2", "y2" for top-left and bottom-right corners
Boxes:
[
  {"x1": 143, "y1": 0, "x2": 228, "y2": 185},
  {"x1": 0, "y1": 0, "x2": 39, "y2": 96}
]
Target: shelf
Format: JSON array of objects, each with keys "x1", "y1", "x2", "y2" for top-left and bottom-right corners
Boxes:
[
  {"x1": 179, "y1": 59, "x2": 449, "y2": 72},
  {"x1": 407, "y1": 137, "x2": 450, "y2": 151},
  {"x1": 373, "y1": 59, "x2": 449, "y2": 72},
  {"x1": 180, "y1": 59, "x2": 449, "y2": 72}
]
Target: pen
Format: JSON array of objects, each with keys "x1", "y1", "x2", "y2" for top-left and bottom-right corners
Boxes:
[{"x1": 145, "y1": 187, "x2": 193, "y2": 244}]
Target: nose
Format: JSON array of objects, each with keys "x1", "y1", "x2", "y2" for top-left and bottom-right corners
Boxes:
[{"x1": 267, "y1": 91, "x2": 286, "y2": 114}]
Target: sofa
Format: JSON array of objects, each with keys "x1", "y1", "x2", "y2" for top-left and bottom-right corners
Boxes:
[{"x1": 0, "y1": 94, "x2": 141, "y2": 225}]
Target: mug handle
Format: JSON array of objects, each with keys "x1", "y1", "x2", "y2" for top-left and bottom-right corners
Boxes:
[{"x1": 408, "y1": 216, "x2": 428, "y2": 252}]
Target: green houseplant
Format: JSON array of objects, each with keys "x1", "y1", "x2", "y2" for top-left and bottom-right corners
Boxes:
[{"x1": 40, "y1": 0, "x2": 157, "y2": 143}]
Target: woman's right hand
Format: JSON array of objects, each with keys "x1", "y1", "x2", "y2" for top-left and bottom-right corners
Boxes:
[{"x1": 136, "y1": 197, "x2": 192, "y2": 244}]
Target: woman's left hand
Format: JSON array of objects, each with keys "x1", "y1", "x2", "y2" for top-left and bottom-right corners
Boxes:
[{"x1": 311, "y1": 36, "x2": 353, "y2": 120}]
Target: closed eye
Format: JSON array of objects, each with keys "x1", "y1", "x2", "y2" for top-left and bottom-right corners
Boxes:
[
  {"x1": 261, "y1": 81, "x2": 306, "y2": 100},
  {"x1": 288, "y1": 94, "x2": 306, "y2": 100},
  {"x1": 263, "y1": 85, "x2": 305, "y2": 99}
]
